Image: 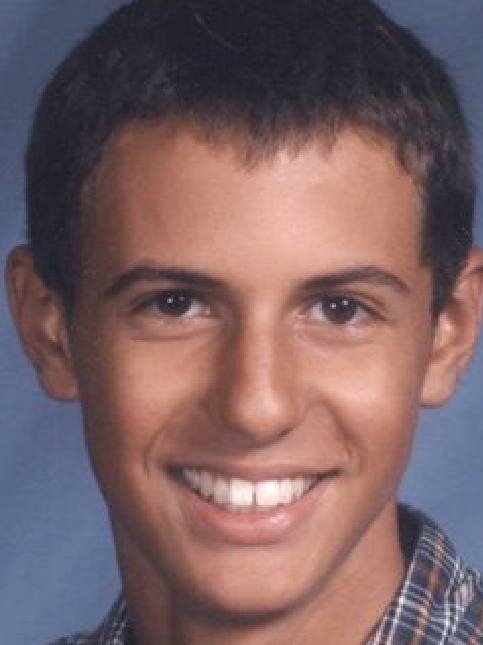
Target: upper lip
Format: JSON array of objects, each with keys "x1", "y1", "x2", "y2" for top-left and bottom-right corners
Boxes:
[{"x1": 167, "y1": 461, "x2": 340, "y2": 482}]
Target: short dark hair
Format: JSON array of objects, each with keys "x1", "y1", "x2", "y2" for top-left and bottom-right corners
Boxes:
[{"x1": 26, "y1": 0, "x2": 474, "y2": 315}]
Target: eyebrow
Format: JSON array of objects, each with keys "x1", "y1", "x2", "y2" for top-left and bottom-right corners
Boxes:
[
  {"x1": 103, "y1": 264, "x2": 224, "y2": 299},
  {"x1": 301, "y1": 266, "x2": 411, "y2": 295},
  {"x1": 103, "y1": 262, "x2": 411, "y2": 300}
]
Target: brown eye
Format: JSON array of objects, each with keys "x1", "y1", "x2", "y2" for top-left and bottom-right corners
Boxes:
[
  {"x1": 137, "y1": 290, "x2": 211, "y2": 318},
  {"x1": 308, "y1": 296, "x2": 368, "y2": 325}
]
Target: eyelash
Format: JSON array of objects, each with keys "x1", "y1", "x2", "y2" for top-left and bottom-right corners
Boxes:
[
  {"x1": 304, "y1": 294, "x2": 376, "y2": 327},
  {"x1": 131, "y1": 289, "x2": 212, "y2": 319},
  {"x1": 131, "y1": 289, "x2": 376, "y2": 328}
]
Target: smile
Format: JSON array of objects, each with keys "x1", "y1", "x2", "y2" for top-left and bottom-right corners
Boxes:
[{"x1": 180, "y1": 468, "x2": 318, "y2": 512}]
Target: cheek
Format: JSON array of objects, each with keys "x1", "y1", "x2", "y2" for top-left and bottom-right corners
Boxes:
[
  {"x1": 312, "y1": 341, "x2": 426, "y2": 477},
  {"x1": 75, "y1": 340, "x2": 206, "y2": 491}
]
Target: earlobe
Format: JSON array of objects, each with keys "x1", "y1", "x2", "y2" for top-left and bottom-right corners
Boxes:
[
  {"x1": 6, "y1": 246, "x2": 79, "y2": 401},
  {"x1": 421, "y1": 247, "x2": 483, "y2": 407}
]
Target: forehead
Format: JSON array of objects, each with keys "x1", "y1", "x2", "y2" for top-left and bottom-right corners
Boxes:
[{"x1": 80, "y1": 122, "x2": 423, "y2": 287}]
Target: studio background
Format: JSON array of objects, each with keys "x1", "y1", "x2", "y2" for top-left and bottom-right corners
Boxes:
[{"x1": 1, "y1": 1, "x2": 482, "y2": 644}]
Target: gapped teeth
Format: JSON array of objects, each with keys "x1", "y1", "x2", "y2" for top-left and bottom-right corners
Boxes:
[{"x1": 181, "y1": 469, "x2": 316, "y2": 511}]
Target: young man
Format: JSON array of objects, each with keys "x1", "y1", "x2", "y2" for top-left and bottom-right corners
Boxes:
[{"x1": 6, "y1": 0, "x2": 483, "y2": 643}]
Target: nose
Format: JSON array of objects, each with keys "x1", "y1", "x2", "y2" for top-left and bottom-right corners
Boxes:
[{"x1": 212, "y1": 318, "x2": 305, "y2": 445}]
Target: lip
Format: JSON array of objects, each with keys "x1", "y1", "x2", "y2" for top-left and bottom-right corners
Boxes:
[
  {"x1": 167, "y1": 460, "x2": 334, "y2": 482},
  {"x1": 169, "y1": 467, "x2": 337, "y2": 546}
]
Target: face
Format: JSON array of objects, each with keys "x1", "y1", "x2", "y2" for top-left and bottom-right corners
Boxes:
[{"x1": 64, "y1": 125, "x2": 441, "y2": 619}]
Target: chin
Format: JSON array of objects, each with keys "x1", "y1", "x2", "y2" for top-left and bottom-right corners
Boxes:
[
  {"x1": 183, "y1": 578, "x2": 314, "y2": 624},
  {"x1": 168, "y1": 545, "x2": 324, "y2": 622}
]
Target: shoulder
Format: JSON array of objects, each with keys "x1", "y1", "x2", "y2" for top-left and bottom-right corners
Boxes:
[
  {"x1": 400, "y1": 505, "x2": 483, "y2": 644},
  {"x1": 48, "y1": 635, "x2": 97, "y2": 645},
  {"x1": 45, "y1": 596, "x2": 129, "y2": 645},
  {"x1": 449, "y1": 565, "x2": 483, "y2": 644}
]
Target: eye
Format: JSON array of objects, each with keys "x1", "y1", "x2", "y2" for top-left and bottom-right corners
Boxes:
[
  {"x1": 134, "y1": 289, "x2": 211, "y2": 319},
  {"x1": 307, "y1": 295, "x2": 371, "y2": 326}
]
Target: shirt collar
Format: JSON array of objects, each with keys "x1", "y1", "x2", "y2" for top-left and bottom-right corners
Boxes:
[{"x1": 367, "y1": 505, "x2": 483, "y2": 644}]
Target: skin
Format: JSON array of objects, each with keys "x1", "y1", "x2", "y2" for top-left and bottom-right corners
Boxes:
[{"x1": 7, "y1": 125, "x2": 483, "y2": 645}]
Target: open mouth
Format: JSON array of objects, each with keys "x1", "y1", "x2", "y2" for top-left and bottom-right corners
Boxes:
[{"x1": 174, "y1": 468, "x2": 322, "y2": 512}]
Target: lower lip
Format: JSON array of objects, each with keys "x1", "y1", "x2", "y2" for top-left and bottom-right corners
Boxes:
[{"x1": 172, "y1": 474, "x2": 334, "y2": 546}]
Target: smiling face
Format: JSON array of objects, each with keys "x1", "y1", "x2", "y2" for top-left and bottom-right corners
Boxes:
[{"x1": 14, "y1": 123, "x2": 478, "y2": 639}]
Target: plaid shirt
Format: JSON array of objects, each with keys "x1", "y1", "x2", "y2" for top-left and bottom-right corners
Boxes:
[{"x1": 51, "y1": 506, "x2": 483, "y2": 645}]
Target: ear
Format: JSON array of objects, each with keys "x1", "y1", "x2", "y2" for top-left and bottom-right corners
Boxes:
[
  {"x1": 6, "y1": 246, "x2": 79, "y2": 401},
  {"x1": 421, "y1": 247, "x2": 483, "y2": 407}
]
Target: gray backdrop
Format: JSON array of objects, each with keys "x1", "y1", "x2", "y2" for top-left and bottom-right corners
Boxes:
[{"x1": 1, "y1": 1, "x2": 482, "y2": 644}]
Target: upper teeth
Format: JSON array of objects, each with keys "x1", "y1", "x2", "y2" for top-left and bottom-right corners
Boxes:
[{"x1": 182, "y1": 469, "x2": 317, "y2": 511}]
